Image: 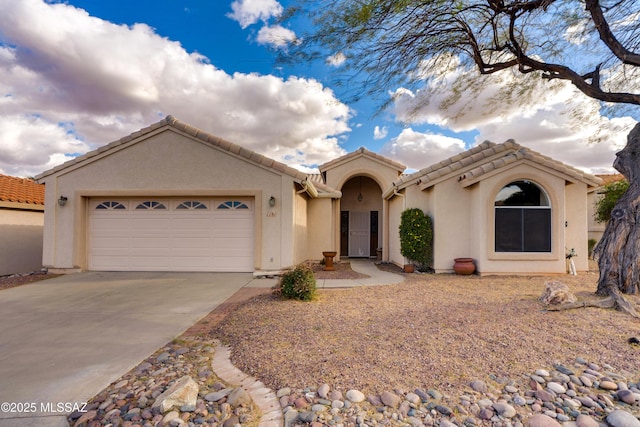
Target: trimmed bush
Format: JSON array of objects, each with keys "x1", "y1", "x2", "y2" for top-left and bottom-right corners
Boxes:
[
  {"x1": 399, "y1": 208, "x2": 433, "y2": 271},
  {"x1": 274, "y1": 263, "x2": 317, "y2": 301}
]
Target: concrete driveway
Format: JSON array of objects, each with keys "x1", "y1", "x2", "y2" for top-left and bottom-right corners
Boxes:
[{"x1": 0, "y1": 271, "x2": 263, "y2": 427}]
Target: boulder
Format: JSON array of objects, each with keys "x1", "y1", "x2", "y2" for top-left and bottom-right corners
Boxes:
[
  {"x1": 539, "y1": 281, "x2": 577, "y2": 305},
  {"x1": 152, "y1": 376, "x2": 199, "y2": 413}
]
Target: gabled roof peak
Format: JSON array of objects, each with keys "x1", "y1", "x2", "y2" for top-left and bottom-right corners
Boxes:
[
  {"x1": 36, "y1": 116, "x2": 314, "y2": 192},
  {"x1": 386, "y1": 139, "x2": 601, "y2": 197},
  {"x1": 319, "y1": 146, "x2": 406, "y2": 173}
]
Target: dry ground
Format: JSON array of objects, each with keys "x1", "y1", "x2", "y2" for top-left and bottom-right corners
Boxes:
[{"x1": 201, "y1": 270, "x2": 640, "y2": 397}]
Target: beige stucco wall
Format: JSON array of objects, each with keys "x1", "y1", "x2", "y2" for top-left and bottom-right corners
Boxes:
[
  {"x1": 39, "y1": 128, "x2": 297, "y2": 272},
  {"x1": 388, "y1": 162, "x2": 592, "y2": 275},
  {"x1": 322, "y1": 157, "x2": 401, "y2": 190},
  {"x1": 292, "y1": 190, "x2": 309, "y2": 265},
  {"x1": 471, "y1": 165, "x2": 568, "y2": 274},
  {"x1": 306, "y1": 198, "x2": 337, "y2": 261},
  {"x1": 587, "y1": 189, "x2": 606, "y2": 243},
  {"x1": 0, "y1": 208, "x2": 44, "y2": 276}
]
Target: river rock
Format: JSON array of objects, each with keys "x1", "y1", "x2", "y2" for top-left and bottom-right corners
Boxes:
[
  {"x1": 317, "y1": 383, "x2": 330, "y2": 399},
  {"x1": 618, "y1": 389, "x2": 638, "y2": 404},
  {"x1": 227, "y1": 387, "x2": 251, "y2": 406},
  {"x1": 547, "y1": 382, "x2": 566, "y2": 394},
  {"x1": 346, "y1": 389, "x2": 365, "y2": 403},
  {"x1": 381, "y1": 391, "x2": 401, "y2": 408},
  {"x1": 493, "y1": 402, "x2": 517, "y2": 418},
  {"x1": 575, "y1": 414, "x2": 599, "y2": 427},
  {"x1": 526, "y1": 414, "x2": 562, "y2": 427},
  {"x1": 470, "y1": 380, "x2": 488, "y2": 393},
  {"x1": 606, "y1": 410, "x2": 640, "y2": 427}
]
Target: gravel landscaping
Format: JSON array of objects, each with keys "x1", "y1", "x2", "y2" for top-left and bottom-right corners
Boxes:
[{"x1": 206, "y1": 269, "x2": 640, "y2": 397}]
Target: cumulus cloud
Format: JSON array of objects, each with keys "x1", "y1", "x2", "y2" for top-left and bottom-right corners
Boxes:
[
  {"x1": 379, "y1": 128, "x2": 466, "y2": 170},
  {"x1": 0, "y1": 0, "x2": 351, "y2": 177},
  {"x1": 373, "y1": 126, "x2": 388, "y2": 140},
  {"x1": 227, "y1": 0, "x2": 283, "y2": 28},
  {"x1": 391, "y1": 60, "x2": 636, "y2": 174},
  {"x1": 256, "y1": 25, "x2": 297, "y2": 48}
]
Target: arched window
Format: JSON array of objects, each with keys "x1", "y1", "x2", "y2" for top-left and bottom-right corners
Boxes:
[{"x1": 495, "y1": 180, "x2": 551, "y2": 252}]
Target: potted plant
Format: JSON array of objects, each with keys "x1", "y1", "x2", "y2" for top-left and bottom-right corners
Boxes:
[{"x1": 399, "y1": 208, "x2": 433, "y2": 272}]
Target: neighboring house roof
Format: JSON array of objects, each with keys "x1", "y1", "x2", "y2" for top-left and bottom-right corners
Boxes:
[
  {"x1": 0, "y1": 174, "x2": 45, "y2": 207},
  {"x1": 384, "y1": 140, "x2": 602, "y2": 198},
  {"x1": 35, "y1": 115, "x2": 321, "y2": 197},
  {"x1": 595, "y1": 174, "x2": 625, "y2": 185},
  {"x1": 319, "y1": 147, "x2": 406, "y2": 173}
]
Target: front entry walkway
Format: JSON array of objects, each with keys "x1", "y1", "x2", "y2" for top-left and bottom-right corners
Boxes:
[{"x1": 315, "y1": 259, "x2": 405, "y2": 288}]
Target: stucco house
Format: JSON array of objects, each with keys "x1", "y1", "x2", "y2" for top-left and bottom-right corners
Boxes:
[
  {"x1": 0, "y1": 174, "x2": 45, "y2": 276},
  {"x1": 35, "y1": 115, "x2": 601, "y2": 275}
]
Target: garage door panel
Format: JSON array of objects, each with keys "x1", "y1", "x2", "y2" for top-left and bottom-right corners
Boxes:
[{"x1": 89, "y1": 198, "x2": 254, "y2": 272}]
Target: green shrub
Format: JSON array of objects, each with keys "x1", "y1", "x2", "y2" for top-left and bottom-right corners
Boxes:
[
  {"x1": 594, "y1": 179, "x2": 629, "y2": 223},
  {"x1": 399, "y1": 208, "x2": 433, "y2": 270},
  {"x1": 274, "y1": 264, "x2": 317, "y2": 301},
  {"x1": 588, "y1": 238, "x2": 598, "y2": 258}
]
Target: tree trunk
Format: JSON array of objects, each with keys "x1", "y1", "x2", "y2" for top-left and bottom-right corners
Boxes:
[{"x1": 594, "y1": 123, "x2": 640, "y2": 303}]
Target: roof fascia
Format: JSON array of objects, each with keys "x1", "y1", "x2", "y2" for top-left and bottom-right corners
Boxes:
[
  {"x1": 319, "y1": 150, "x2": 405, "y2": 173},
  {"x1": 0, "y1": 200, "x2": 44, "y2": 211},
  {"x1": 458, "y1": 159, "x2": 596, "y2": 188}
]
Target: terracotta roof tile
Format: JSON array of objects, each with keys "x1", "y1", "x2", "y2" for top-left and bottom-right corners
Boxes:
[{"x1": 0, "y1": 174, "x2": 45, "y2": 205}]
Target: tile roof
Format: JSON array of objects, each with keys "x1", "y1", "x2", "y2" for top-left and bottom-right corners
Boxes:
[
  {"x1": 36, "y1": 115, "x2": 320, "y2": 197},
  {"x1": 0, "y1": 174, "x2": 45, "y2": 206},
  {"x1": 595, "y1": 174, "x2": 625, "y2": 185},
  {"x1": 385, "y1": 140, "x2": 602, "y2": 198},
  {"x1": 319, "y1": 147, "x2": 406, "y2": 173}
]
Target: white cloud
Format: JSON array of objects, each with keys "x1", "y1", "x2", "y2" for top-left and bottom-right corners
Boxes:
[
  {"x1": 327, "y1": 52, "x2": 346, "y2": 67},
  {"x1": 0, "y1": 0, "x2": 351, "y2": 177},
  {"x1": 380, "y1": 128, "x2": 466, "y2": 170},
  {"x1": 0, "y1": 115, "x2": 90, "y2": 177},
  {"x1": 391, "y1": 60, "x2": 637, "y2": 174},
  {"x1": 256, "y1": 25, "x2": 297, "y2": 48},
  {"x1": 373, "y1": 126, "x2": 388, "y2": 140},
  {"x1": 227, "y1": 0, "x2": 283, "y2": 29}
]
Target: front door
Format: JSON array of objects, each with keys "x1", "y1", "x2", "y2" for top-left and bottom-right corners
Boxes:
[{"x1": 348, "y1": 211, "x2": 370, "y2": 257}]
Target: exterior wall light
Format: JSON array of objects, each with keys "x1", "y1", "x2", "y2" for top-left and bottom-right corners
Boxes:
[
  {"x1": 58, "y1": 196, "x2": 68, "y2": 207},
  {"x1": 269, "y1": 196, "x2": 276, "y2": 207}
]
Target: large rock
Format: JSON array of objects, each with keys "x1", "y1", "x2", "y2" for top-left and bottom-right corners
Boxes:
[
  {"x1": 152, "y1": 376, "x2": 199, "y2": 413},
  {"x1": 606, "y1": 410, "x2": 640, "y2": 427},
  {"x1": 539, "y1": 281, "x2": 577, "y2": 305}
]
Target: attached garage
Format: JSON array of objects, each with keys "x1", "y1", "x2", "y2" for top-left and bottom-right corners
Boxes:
[{"x1": 88, "y1": 197, "x2": 254, "y2": 272}]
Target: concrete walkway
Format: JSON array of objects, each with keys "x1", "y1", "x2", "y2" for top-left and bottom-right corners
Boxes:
[{"x1": 316, "y1": 259, "x2": 405, "y2": 288}]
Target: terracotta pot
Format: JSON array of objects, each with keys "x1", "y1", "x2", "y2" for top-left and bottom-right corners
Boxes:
[
  {"x1": 453, "y1": 258, "x2": 475, "y2": 275},
  {"x1": 403, "y1": 264, "x2": 415, "y2": 273}
]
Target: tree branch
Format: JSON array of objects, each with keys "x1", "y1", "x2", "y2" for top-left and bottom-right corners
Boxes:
[{"x1": 585, "y1": 0, "x2": 640, "y2": 66}]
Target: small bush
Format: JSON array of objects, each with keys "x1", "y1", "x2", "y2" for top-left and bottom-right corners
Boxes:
[
  {"x1": 588, "y1": 238, "x2": 598, "y2": 258},
  {"x1": 274, "y1": 264, "x2": 317, "y2": 301}
]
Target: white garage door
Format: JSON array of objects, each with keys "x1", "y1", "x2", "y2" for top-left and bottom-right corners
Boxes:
[{"x1": 88, "y1": 198, "x2": 254, "y2": 272}]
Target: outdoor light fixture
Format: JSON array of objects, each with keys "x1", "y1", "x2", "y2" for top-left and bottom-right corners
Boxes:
[
  {"x1": 357, "y1": 176, "x2": 363, "y2": 202},
  {"x1": 269, "y1": 196, "x2": 276, "y2": 207},
  {"x1": 58, "y1": 196, "x2": 68, "y2": 207}
]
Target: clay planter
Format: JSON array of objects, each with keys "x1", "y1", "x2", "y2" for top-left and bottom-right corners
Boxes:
[
  {"x1": 453, "y1": 258, "x2": 476, "y2": 275},
  {"x1": 322, "y1": 251, "x2": 337, "y2": 271},
  {"x1": 403, "y1": 264, "x2": 415, "y2": 273}
]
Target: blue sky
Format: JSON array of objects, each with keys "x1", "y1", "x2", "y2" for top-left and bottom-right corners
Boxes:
[{"x1": 0, "y1": 0, "x2": 636, "y2": 177}]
